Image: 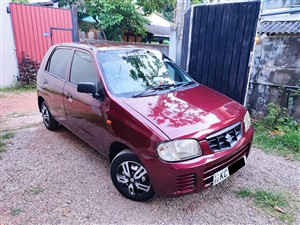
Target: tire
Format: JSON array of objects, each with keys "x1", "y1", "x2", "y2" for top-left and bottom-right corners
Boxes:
[
  {"x1": 111, "y1": 149, "x2": 155, "y2": 201},
  {"x1": 41, "y1": 102, "x2": 59, "y2": 130}
]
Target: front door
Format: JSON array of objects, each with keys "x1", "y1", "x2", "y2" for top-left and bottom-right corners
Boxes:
[
  {"x1": 43, "y1": 48, "x2": 73, "y2": 122},
  {"x1": 63, "y1": 50, "x2": 105, "y2": 151}
]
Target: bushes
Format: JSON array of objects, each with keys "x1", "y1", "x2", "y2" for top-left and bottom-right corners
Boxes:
[
  {"x1": 253, "y1": 103, "x2": 300, "y2": 159},
  {"x1": 17, "y1": 53, "x2": 40, "y2": 88}
]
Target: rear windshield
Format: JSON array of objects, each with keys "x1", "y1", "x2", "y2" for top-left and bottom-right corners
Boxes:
[{"x1": 97, "y1": 49, "x2": 193, "y2": 97}]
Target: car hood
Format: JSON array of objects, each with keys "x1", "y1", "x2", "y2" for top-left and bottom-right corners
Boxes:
[{"x1": 122, "y1": 85, "x2": 246, "y2": 140}]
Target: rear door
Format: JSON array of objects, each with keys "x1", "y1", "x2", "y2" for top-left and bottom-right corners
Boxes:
[
  {"x1": 63, "y1": 49, "x2": 105, "y2": 151},
  {"x1": 43, "y1": 48, "x2": 73, "y2": 122}
]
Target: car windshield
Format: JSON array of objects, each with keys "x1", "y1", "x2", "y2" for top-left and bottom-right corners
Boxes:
[{"x1": 97, "y1": 49, "x2": 194, "y2": 97}]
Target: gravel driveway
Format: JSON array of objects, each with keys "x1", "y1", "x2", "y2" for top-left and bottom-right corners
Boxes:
[{"x1": 0, "y1": 91, "x2": 299, "y2": 224}]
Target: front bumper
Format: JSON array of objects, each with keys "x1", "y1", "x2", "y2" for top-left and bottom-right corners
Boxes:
[{"x1": 139, "y1": 126, "x2": 254, "y2": 197}]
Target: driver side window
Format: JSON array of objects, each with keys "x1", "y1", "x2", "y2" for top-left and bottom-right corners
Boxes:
[{"x1": 70, "y1": 51, "x2": 99, "y2": 86}]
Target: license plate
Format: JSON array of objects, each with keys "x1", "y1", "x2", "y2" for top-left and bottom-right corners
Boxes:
[{"x1": 213, "y1": 167, "x2": 230, "y2": 185}]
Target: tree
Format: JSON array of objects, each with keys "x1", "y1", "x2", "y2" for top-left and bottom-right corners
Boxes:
[
  {"x1": 160, "y1": 0, "x2": 214, "y2": 22},
  {"x1": 58, "y1": 0, "x2": 173, "y2": 41}
]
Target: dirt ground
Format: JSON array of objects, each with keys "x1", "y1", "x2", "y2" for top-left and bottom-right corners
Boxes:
[
  {"x1": 0, "y1": 90, "x2": 299, "y2": 224},
  {"x1": 0, "y1": 91, "x2": 41, "y2": 132}
]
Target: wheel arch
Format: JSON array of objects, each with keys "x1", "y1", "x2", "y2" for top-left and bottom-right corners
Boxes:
[
  {"x1": 38, "y1": 96, "x2": 45, "y2": 112},
  {"x1": 109, "y1": 141, "x2": 132, "y2": 163}
]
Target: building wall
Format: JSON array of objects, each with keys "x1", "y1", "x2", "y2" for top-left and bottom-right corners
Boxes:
[
  {"x1": 246, "y1": 36, "x2": 300, "y2": 121},
  {"x1": 0, "y1": 0, "x2": 19, "y2": 88}
]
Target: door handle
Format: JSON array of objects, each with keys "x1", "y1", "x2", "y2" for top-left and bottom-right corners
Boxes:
[
  {"x1": 65, "y1": 92, "x2": 73, "y2": 99},
  {"x1": 44, "y1": 79, "x2": 48, "y2": 84}
]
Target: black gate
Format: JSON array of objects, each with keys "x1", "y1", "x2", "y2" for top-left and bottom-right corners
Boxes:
[{"x1": 181, "y1": 1, "x2": 260, "y2": 104}]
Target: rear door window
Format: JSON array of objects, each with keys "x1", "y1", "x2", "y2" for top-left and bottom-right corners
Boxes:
[
  {"x1": 69, "y1": 51, "x2": 99, "y2": 86},
  {"x1": 46, "y1": 48, "x2": 73, "y2": 80}
]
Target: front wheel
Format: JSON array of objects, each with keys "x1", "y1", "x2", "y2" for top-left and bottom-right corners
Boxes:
[
  {"x1": 41, "y1": 102, "x2": 59, "y2": 130},
  {"x1": 110, "y1": 150, "x2": 155, "y2": 201}
]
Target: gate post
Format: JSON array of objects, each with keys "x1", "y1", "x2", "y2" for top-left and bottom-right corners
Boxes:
[
  {"x1": 72, "y1": 5, "x2": 79, "y2": 42},
  {"x1": 169, "y1": 0, "x2": 190, "y2": 65}
]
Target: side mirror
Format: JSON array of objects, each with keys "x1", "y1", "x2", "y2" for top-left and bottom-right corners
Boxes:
[
  {"x1": 77, "y1": 82, "x2": 96, "y2": 94},
  {"x1": 77, "y1": 82, "x2": 105, "y2": 101}
]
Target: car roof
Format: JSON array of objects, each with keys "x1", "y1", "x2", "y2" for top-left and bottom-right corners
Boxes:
[{"x1": 55, "y1": 42, "x2": 154, "y2": 53}]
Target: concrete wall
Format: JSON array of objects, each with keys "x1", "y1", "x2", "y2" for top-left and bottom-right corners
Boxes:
[
  {"x1": 246, "y1": 36, "x2": 300, "y2": 121},
  {"x1": 0, "y1": 0, "x2": 19, "y2": 88}
]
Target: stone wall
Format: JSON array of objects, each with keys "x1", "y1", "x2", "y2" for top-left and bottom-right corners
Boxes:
[{"x1": 246, "y1": 36, "x2": 300, "y2": 121}]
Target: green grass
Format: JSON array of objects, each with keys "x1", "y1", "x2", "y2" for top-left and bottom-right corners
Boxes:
[
  {"x1": 0, "y1": 142, "x2": 5, "y2": 153},
  {"x1": 235, "y1": 188, "x2": 294, "y2": 224},
  {"x1": 0, "y1": 132, "x2": 15, "y2": 154},
  {"x1": 253, "y1": 121, "x2": 300, "y2": 160},
  {"x1": 1, "y1": 132, "x2": 15, "y2": 139},
  {"x1": 10, "y1": 208, "x2": 23, "y2": 216},
  {"x1": 235, "y1": 187, "x2": 252, "y2": 198},
  {"x1": 0, "y1": 85, "x2": 36, "y2": 93},
  {"x1": 30, "y1": 186, "x2": 44, "y2": 195}
]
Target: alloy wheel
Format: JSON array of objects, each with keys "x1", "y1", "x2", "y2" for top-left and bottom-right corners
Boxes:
[{"x1": 116, "y1": 161, "x2": 151, "y2": 197}]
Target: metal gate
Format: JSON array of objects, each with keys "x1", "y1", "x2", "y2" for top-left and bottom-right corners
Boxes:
[
  {"x1": 9, "y1": 3, "x2": 74, "y2": 63},
  {"x1": 181, "y1": 1, "x2": 260, "y2": 104}
]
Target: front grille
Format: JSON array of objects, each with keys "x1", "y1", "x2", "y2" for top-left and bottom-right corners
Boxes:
[
  {"x1": 206, "y1": 123, "x2": 242, "y2": 152},
  {"x1": 176, "y1": 173, "x2": 196, "y2": 192},
  {"x1": 203, "y1": 144, "x2": 250, "y2": 187}
]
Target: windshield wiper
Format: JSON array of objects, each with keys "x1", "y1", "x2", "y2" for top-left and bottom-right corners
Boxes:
[
  {"x1": 132, "y1": 84, "x2": 176, "y2": 98},
  {"x1": 171, "y1": 81, "x2": 196, "y2": 93}
]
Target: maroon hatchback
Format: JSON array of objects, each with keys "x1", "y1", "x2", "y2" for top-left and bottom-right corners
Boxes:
[{"x1": 37, "y1": 43, "x2": 254, "y2": 201}]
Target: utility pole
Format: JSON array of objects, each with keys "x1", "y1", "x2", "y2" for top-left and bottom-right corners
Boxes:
[{"x1": 169, "y1": 0, "x2": 190, "y2": 66}]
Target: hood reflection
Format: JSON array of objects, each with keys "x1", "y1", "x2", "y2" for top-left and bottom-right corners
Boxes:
[{"x1": 148, "y1": 94, "x2": 209, "y2": 128}]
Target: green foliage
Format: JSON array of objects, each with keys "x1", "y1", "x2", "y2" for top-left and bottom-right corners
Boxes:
[
  {"x1": 59, "y1": 0, "x2": 215, "y2": 38},
  {"x1": 30, "y1": 186, "x2": 44, "y2": 195},
  {"x1": 162, "y1": 39, "x2": 170, "y2": 45},
  {"x1": 160, "y1": 0, "x2": 206, "y2": 22},
  {"x1": 254, "y1": 190, "x2": 287, "y2": 209},
  {"x1": 235, "y1": 187, "x2": 252, "y2": 198},
  {"x1": 136, "y1": 0, "x2": 175, "y2": 15},
  {"x1": 253, "y1": 103, "x2": 300, "y2": 160},
  {"x1": 59, "y1": 0, "x2": 174, "y2": 41},
  {"x1": 235, "y1": 188, "x2": 294, "y2": 223},
  {"x1": 1, "y1": 132, "x2": 15, "y2": 139},
  {"x1": 0, "y1": 142, "x2": 5, "y2": 153},
  {"x1": 10, "y1": 208, "x2": 23, "y2": 216},
  {"x1": 17, "y1": 53, "x2": 39, "y2": 88},
  {"x1": 93, "y1": 1, "x2": 149, "y2": 41},
  {"x1": 236, "y1": 188, "x2": 287, "y2": 208},
  {"x1": 0, "y1": 85, "x2": 36, "y2": 93}
]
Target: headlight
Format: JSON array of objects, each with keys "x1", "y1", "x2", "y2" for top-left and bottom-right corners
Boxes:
[
  {"x1": 157, "y1": 139, "x2": 202, "y2": 162},
  {"x1": 244, "y1": 111, "x2": 251, "y2": 132}
]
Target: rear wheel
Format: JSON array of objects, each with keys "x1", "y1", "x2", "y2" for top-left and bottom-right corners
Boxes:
[
  {"x1": 41, "y1": 102, "x2": 59, "y2": 130},
  {"x1": 111, "y1": 150, "x2": 155, "y2": 201}
]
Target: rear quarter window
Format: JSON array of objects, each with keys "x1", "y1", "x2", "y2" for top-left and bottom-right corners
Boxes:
[{"x1": 46, "y1": 48, "x2": 73, "y2": 80}]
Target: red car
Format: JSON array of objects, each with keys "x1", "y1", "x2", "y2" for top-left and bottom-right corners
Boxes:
[{"x1": 37, "y1": 43, "x2": 254, "y2": 201}]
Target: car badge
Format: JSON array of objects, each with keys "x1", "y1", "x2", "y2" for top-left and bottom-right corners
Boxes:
[{"x1": 225, "y1": 133, "x2": 233, "y2": 143}]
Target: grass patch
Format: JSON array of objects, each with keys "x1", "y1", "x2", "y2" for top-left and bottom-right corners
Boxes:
[
  {"x1": 1, "y1": 132, "x2": 15, "y2": 139},
  {"x1": 0, "y1": 142, "x2": 5, "y2": 153},
  {"x1": 10, "y1": 208, "x2": 23, "y2": 216},
  {"x1": 0, "y1": 85, "x2": 36, "y2": 94},
  {"x1": 253, "y1": 122, "x2": 300, "y2": 160},
  {"x1": 235, "y1": 188, "x2": 294, "y2": 224},
  {"x1": 235, "y1": 187, "x2": 252, "y2": 198},
  {"x1": 30, "y1": 186, "x2": 44, "y2": 195},
  {"x1": 0, "y1": 132, "x2": 15, "y2": 155},
  {"x1": 253, "y1": 103, "x2": 300, "y2": 160}
]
